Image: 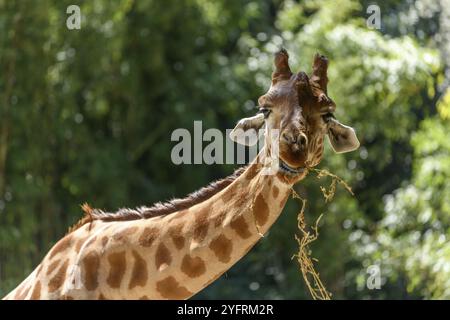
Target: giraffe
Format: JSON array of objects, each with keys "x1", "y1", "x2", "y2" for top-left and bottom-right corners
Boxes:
[{"x1": 3, "y1": 49, "x2": 359, "y2": 300}]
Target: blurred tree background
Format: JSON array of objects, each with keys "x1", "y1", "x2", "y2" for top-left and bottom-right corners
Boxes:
[{"x1": 0, "y1": 0, "x2": 448, "y2": 299}]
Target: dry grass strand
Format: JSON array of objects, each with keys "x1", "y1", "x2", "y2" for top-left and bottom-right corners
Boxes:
[
  {"x1": 291, "y1": 189, "x2": 331, "y2": 300},
  {"x1": 313, "y1": 168, "x2": 354, "y2": 202},
  {"x1": 292, "y1": 168, "x2": 354, "y2": 300}
]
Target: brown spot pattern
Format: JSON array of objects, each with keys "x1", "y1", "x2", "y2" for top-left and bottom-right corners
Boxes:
[
  {"x1": 138, "y1": 227, "x2": 159, "y2": 247},
  {"x1": 46, "y1": 259, "x2": 61, "y2": 276},
  {"x1": 82, "y1": 251, "x2": 100, "y2": 290},
  {"x1": 168, "y1": 223, "x2": 185, "y2": 250},
  {"x1": 107, "y1": 251, "x2": 126, "y2": 288},
  {"x1": 49, "y1": 234, "x2": 72, "y2": 259},
  {"x1": 230, "y1": 216, "x2": 252, "y2": 239},
  {"x1": 98, "y1": 293, "x2": 107, "y2": 300},
  {"x1": 245, "y1": 163, "x2": 260, "y2": 180},
  {"x1": 113, "y1": 226, "x2": 138, "y2": 242},
  {"x1": 101, "y1": 236, "x2": 109, "y2": 247},
  {"x1": 139, "y1": 295, "x2": 149, "y2": 300},
  {"x1": 209, "y1": 235, "x2": 233, "y2": 263},
  {"x1": 129, "y1": 250, "x2": 148, "y2": 289},
  {"x1": 272, "y1": 186, "x2": 279, "y2": 199},
  {"x1": 181, "y1": 255, "x2": 206, "y2": 278},
  {"x1": 156, "y1": 276, "x2": 192, "y2": 300},
  {"x1": 48, "y1": 259, "x2": 69, "y2": 293},
  {"x1": 155, "y1": 243, "x2": 172, "y2": 271},
  {"x1": 193, "y1": 206, "x2": 210, "y2": 242},
  {"x1": 254, "y1": 193, "x2": 269, "y2": 226}
]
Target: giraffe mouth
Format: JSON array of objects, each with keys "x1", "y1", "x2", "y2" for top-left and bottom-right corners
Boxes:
[{"x1": 278, "y1": 159, "x2": 306, "y2": 176}]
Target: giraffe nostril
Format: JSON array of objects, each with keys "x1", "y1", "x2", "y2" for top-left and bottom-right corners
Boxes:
[
  {"x1": 298, "y1": 134, "x2": 307, "y2": 148},
  {"x1": 283, "y1": 132, "x2": 308, "y2": 150},
  {"x1": 282, "y1": 133, "x2": 293, "y2": 144}
]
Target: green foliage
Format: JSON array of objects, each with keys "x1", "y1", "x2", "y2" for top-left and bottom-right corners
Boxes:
[
  {"x1": 0, "y1": 0, "x2": 448, "y2": 299},
  {"x1": 352, "y1": 116, "x2": 450, "y2": 298}
]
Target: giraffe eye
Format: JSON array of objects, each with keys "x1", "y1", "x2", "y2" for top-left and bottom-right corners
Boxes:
[
  {"x1": 322, "y1": 112, "x2": 335, "y2": 123},
  {"x1": 258, "y1": 107, "x2": 272, "y2": 119}
]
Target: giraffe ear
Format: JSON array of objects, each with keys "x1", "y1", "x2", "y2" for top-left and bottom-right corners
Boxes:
[
  {"x1": 229, "y1": 113, "x2": 265, "y2": 146},
  {"x1": 326, "y1": 118, "x2": 360, "y2": 153}
]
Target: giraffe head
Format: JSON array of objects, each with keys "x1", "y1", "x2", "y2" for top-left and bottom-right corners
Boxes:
[{"x1": 230, "y1": 49, "x2": 359, "y2": 182}]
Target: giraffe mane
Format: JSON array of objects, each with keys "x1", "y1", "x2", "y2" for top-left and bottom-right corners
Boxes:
[{"x1": 68, "y1": 166, "x2": 247, "y2": 233}]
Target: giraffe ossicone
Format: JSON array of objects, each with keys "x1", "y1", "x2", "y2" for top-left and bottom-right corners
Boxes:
[{"x1": 3, "y1": 50, "x2": 359, "y2": 300}]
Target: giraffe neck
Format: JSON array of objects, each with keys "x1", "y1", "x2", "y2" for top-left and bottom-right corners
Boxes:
[
  {"x1": 98, "y1": 159, "x2": 297, "y2": 299},
  {"x1": 4, "y1": 156, "x2": 304, "y2": 300}
]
